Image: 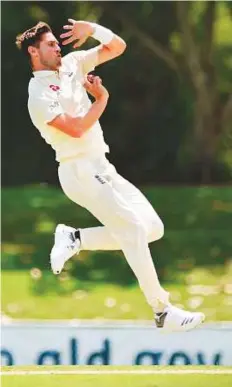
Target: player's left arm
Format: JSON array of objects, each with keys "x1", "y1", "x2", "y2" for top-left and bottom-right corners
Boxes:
[{"x1": 60, "y1": 19, "x2": 126, "y2": 66}]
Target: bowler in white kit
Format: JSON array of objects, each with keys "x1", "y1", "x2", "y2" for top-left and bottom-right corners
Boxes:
[{"x1": 16, "y1": 19, "x2": 205, "y2": 332}]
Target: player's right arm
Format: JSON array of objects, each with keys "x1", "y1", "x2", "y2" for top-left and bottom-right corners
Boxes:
[{"x1": 48, "y1": 76, "x2": 108, "y2": 138}]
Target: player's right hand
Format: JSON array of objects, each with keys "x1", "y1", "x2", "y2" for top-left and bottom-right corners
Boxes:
[{"x1": 84, "y1": 75, "x2": 109, "y2": 100}]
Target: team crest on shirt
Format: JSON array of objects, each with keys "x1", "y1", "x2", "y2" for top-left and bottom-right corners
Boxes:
[{"x1": 49, "y1": 85, "x2": 60, "y2": 92}]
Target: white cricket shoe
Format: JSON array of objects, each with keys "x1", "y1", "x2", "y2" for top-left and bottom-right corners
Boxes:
[
  {"x1": 155, "y1": 305, "x2": 205, "y2": 333},
  {"x1": 50, "y1": 224, "x2": 81, "y2": 274}
]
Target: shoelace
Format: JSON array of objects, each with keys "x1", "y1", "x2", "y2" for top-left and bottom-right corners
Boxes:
[{"x1": 56, "y1": 232, "x2": 76, "y2": 250}]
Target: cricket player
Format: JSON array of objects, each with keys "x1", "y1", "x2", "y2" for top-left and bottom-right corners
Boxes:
[{"x1": 16, "y1": 20, "x2": 205, "y2": 332}]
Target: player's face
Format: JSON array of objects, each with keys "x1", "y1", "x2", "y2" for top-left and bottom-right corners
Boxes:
[{"x1": 37, "y1": 32, "x2": 62, "y2": 70}]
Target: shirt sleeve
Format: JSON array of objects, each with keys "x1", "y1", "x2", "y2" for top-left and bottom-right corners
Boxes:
[
  {"x1": 64, "y1": 48, "x2": 98, "y2": 76},
  {"x1": 28, "y1": 92, "x2": 64, "y2": 126}
]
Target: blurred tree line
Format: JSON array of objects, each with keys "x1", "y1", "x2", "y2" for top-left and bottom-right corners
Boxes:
[{"x1": 2, "y1": 1, "x2": 232, "y2": 186}]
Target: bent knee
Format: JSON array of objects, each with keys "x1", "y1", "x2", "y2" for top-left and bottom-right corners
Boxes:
[
  {"x1": 126, "y1": 218, "x2": 147, "y2": 239},
  {"x1": 149, "y1": 219, "x2": 164, "y2": 242}
]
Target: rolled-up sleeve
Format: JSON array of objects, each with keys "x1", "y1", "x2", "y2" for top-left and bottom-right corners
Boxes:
[{"x1": 64, "y1": 49, "x2": 98, "y2": 76}]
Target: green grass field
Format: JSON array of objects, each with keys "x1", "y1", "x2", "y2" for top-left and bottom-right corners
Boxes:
[
  {"x1": 2, "y1": 266, "x2": 232, "y2": 320},
  {"x1": 1, "y1": 366, "x2": 232, "y2": 387}
]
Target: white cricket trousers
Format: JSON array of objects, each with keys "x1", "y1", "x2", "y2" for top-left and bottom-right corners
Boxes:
[{"x1": 58, "y1": 155, "x2": 169, "y2": 311}]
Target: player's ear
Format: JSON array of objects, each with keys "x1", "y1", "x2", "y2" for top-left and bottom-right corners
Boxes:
[{"x1": 28, "y1": 45, "x2": 38, "y2": 57}]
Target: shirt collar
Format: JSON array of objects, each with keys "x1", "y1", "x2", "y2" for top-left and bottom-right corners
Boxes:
[{"x1": 33, "y1": 70, "x2": 59, "y2": 78}]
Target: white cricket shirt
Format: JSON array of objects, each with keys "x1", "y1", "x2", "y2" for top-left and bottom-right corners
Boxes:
[{"x1": 28, "y1": 50, "x2": 109, "y2": 162}]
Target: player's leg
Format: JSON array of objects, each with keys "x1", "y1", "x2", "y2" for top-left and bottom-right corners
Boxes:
[
  {"x1": 107, "y1": 169, "x2": 204, "y2": 331},
  {"x1": 53, "y1": 158, "x2": 204, "y2": 331},
  {"x1": 79, "y1": 166, "x2": 164, "y2": 250},
  {"x1": 80, "y1": 226, "x2": 120, "y2": 250},
  {"x1": 109, "y1": 170, "x2": 164, "y2": 242},
  {"x1": 55, "y1": 157, "x2": 164, "y2": 255},
  {"x1": 56, "y1": 158, "x2": 169, "y2": 313},
  {"x1": 79, "y1": 219, "x2": 162, "y2": 251},
  {"x1": 53, "y1": 157, "x2": 163, "y2": 252}
]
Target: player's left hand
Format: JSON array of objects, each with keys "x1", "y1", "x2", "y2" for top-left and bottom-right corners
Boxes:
[{"x1": 60, "y1": 19, "x2": 94, "y2": 48}]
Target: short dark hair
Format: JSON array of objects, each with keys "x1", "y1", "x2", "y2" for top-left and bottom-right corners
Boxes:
[{"x1": 16, "y1": 21, "x2": 52, "y2": 57}]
